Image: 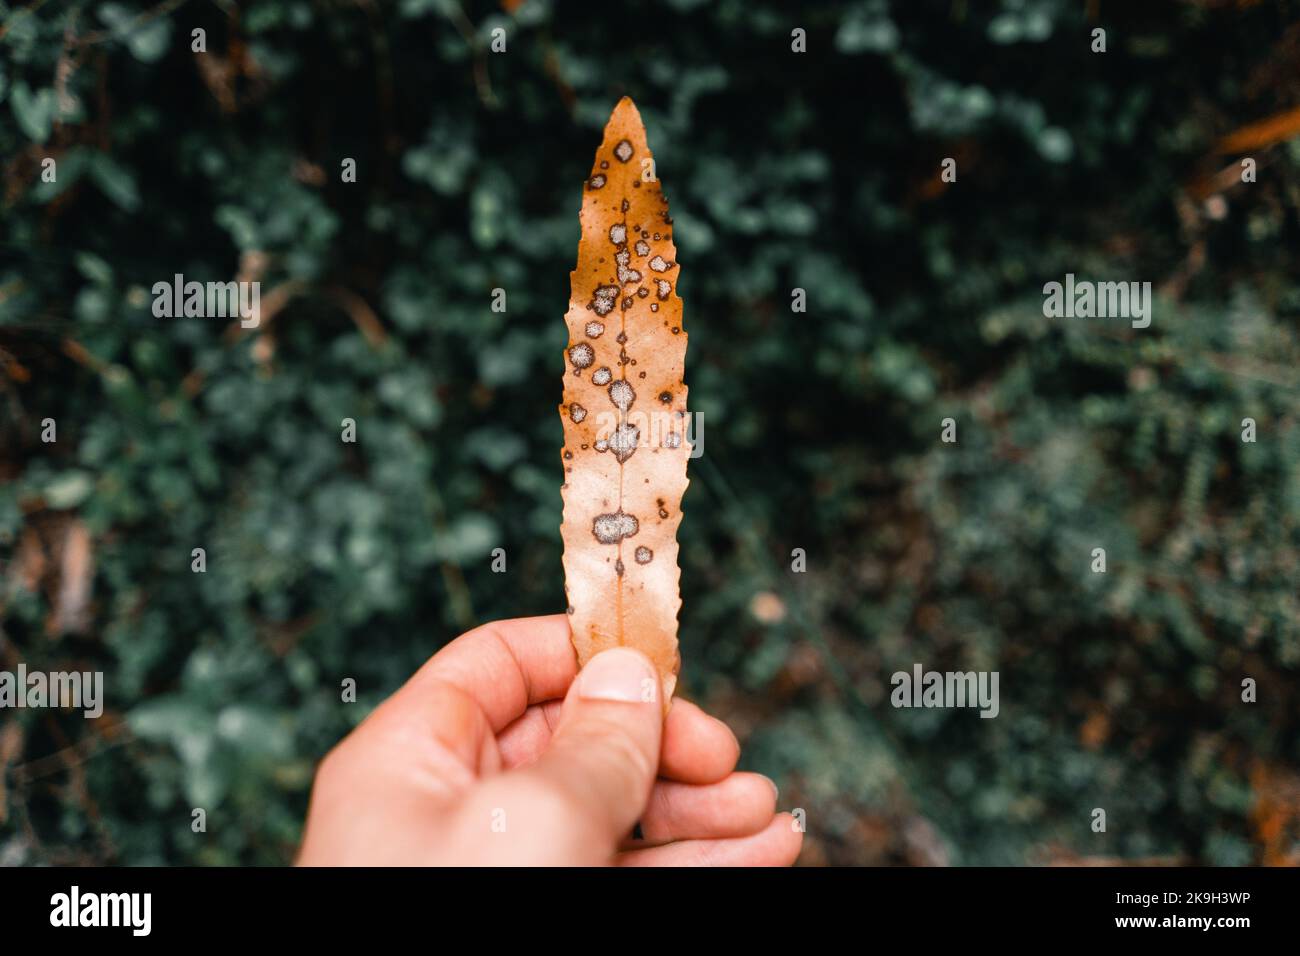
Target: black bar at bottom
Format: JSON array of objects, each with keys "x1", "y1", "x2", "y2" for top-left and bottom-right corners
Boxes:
[{"x1": 0, "y1": 865, "x2": 1289, "y2": 941}]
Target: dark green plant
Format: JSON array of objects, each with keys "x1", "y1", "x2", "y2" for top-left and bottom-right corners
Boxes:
[{"x1": 1, "y1": 0, "x2": 1298, "y2": 865}]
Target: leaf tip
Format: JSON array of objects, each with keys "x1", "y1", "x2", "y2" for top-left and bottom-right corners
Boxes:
[{"x1": 610, "y1": 95, "x2": 642, "y2": 126}]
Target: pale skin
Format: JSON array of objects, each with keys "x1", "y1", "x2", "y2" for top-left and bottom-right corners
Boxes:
[{"x1": 298, "y1": 614, "x2": 803, "y2": 866}]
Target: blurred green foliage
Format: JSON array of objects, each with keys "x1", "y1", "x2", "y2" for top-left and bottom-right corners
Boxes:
[{"x1": 2, "y1": 0, "x2": 1299, "y2": 865}]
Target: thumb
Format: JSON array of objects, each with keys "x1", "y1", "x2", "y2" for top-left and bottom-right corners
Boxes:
[{"x1": 526, "y1": 647, "x2": 664, "y2": 850}]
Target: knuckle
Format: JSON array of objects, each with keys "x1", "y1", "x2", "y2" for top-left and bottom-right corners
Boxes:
[{"x1": 314, "y1": 742, "x2": 351, "y2": 789}]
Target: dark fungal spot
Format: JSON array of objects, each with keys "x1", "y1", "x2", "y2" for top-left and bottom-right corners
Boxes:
[
  {"x1": 609, "y1": 423, "x2": 639, "y2": 463},
  {"x1": 569, "y1": 403, "x2": 587, "y2": 423},
  {"x1": 635, "y1": 240, "x2": 650, "y2": 256},
  {"x1": 592, "y1": 366, "x2": 612, "y2": 386},
  {"x1": 586, "y1": 320, "x2": 605, "y2": 338},
  {"x1": 621, "y1": 199, "x2": 630, "y2": 213},
  {"x1": 649, "y1": 255, "x2": 672, "y2": 273},
  {"x1": 615, "y1": 559, "x2": 625, "y2": 577},
  {"x1": 614, "y1": 140, "x2": 634, "y2": 163},
  {"x1": 656, "y1": 279, "x2": 671, "y2": 300},
  {"x1": 638, "y1": 371, "x2": 646, "y2": 379},
  {"x1": 588, "y1": 175, "x2": 606, "y2": 190},
  {"x1": 563, "y1": 450, "x2": 573, "y2": 460},
  {"x1": 609, "y1": 380, "x2": 635, "y2": 411},
  {"x1": 658, "y1": 506, "x2": 669, "y2": 519},
  {"x1": 600, "y1": 161, "x2": 609, "y2": 169},
  {"x1": 622, "y1": 297, "x2": 633, "y2": 310},
  {"x1": 566, "y1": 605, "x2": 575, "y2": 615},
  {"x1": 650, "y1": 303, "x2": 659, "y2": 312},
  {"x1": 590, "y1": 284, "x2": 619, "y2": 316},
  {"x1": 637, "y1": 287, "x2": 648, "y2": 298},
  {"x1": 568, "y1": 343, "x2": 594, "y2": 369},
  {"x1": 632, "y1": 180, "x2": 641, "y2": 188},
  {"x1": 616, "y1": 331, "x2": 627, "y2": 344},
  {"x1": 671, "y1": 327, "x2": 680, "y2": 334},
  {"x1": 635, "y1": 546, "x2": 653, "y2": 565},
  {"x1": 658, "y1": 391, "x2": 672, "y2": 404},
  {"x1": 593, "y1": 510, "x2": 638, "y2": 544},
  {"x1": 615, "y1": 250, "x2": 641, "y2": 285}
]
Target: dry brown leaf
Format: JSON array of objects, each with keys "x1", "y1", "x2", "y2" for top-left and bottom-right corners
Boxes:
[
  {"x1": 0, "y1": 720, "x2": 24, "y2": 825},
  {"x1": 50, "y1": 517, "x2": 94, "y2": 637},
  {"x1": 1250, "y1": 759, "x2": 1300, "y2": 866},
  {"x1": 4, "y1": 513, "x2": 95, "y2": 637},
  {"x1": 559, "y1": 97, "x2": 688, "y2": 706}
]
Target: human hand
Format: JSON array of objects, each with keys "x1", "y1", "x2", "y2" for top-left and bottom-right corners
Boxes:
[{"x1": 297, "y1": 614, "x2": 802, "y2": 866}]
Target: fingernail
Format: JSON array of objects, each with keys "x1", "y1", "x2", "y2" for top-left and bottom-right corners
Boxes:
[
  {"x1": 760, "y1": 774, "x2": 779, "y2": 802},
  {"x1": 578, "y1": 648, "x2": 656, "y2": 703}
]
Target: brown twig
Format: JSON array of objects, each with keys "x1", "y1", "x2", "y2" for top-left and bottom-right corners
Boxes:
[
  {"x1": 442, "y1": 2, "x2": 497, "y2": 109},
  {"x1": 1215, "y1": 105, "x2": 1300, "y2": 154}
]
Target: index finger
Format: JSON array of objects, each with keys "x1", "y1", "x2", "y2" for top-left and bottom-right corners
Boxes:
[{"x1": 404, "y1": 614, "x2": 579, "y2": 732}]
